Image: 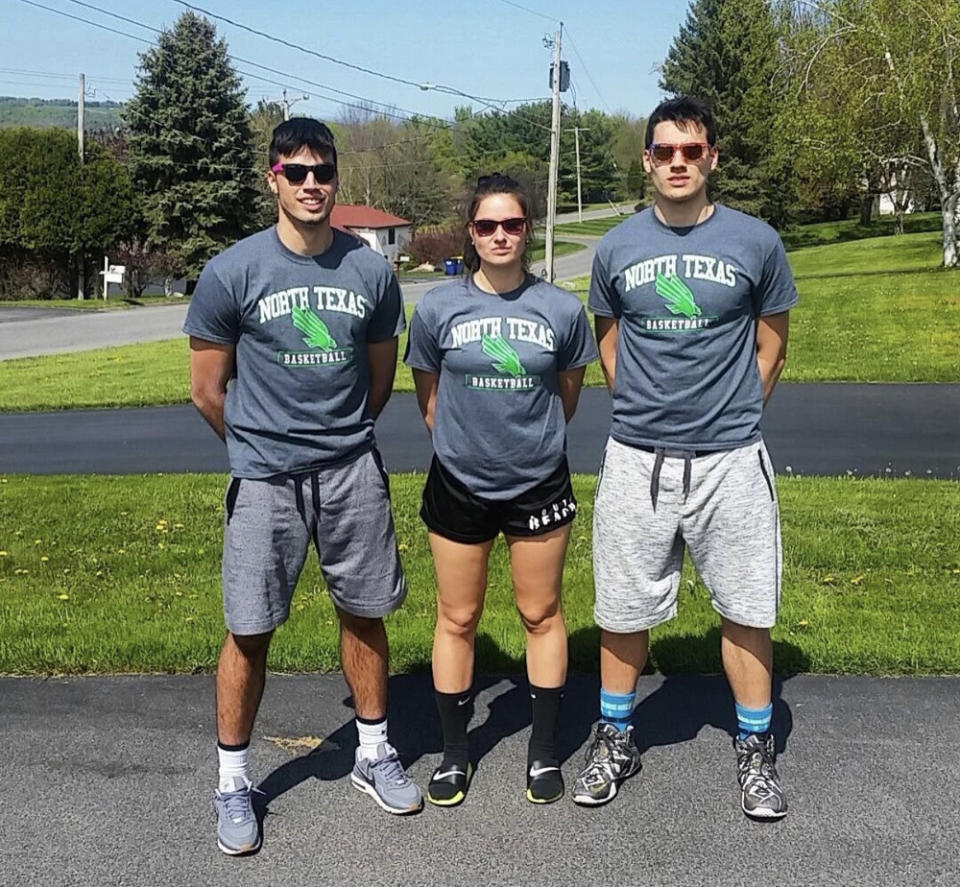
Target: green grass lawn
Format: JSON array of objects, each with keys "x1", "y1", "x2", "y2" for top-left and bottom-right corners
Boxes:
[
  {"x1": 528, "y1": 239, "x2": 586, "y2": 261},
  {"x1": 0, "y1": 473, "x2": 956, "y2": 675},
  {"x1": 555, "y1": 216, "x2": 633, "y2": 237},
  {"x1": 780, "y1": 212, "x2": 942, "y2": 251},
  {"x1": 0, "y1": 295, "x2": 188, "y2": 311}
]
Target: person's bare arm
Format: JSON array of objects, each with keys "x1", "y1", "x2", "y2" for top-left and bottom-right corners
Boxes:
[
  {"x1": 412, "y1": 369, "x2": 439, "y2": 434},
  {"x1": 189, "y1": 337, "x2": 235, "y2": 441},
  {"x1": 595, "y1": 315, "x2": 619, "y2": 392},
  {"x1": 756, "y1": 311, "x2": 790, "y2": 404},
  {"x1": 558, "y1": 366, "x2": 587, "y2": 422},
  {"x1": 367, "y1": 337, "x2": 399, "y2": 419}
]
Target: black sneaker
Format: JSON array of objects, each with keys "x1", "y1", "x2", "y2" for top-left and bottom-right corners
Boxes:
[
  {"x1": 526, "y1": 760, "x2": 564, "y2": 804},
  {"x1": 735, "y1": 733, "x2": 788, "y2": 820},
  {"x1": 572, "y1": 723, "x2": 641, "y2": 806},
  {"x1": 427, "y1": 761, "x2": 473, "y2": 807}
]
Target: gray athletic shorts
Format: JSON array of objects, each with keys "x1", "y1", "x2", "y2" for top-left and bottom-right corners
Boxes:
[
  {"x1": 221, "y1": 448, "x2": 407, "y2": 635},
  {"x1": 593, "y1": 437, "x2": 782, "y2": 632}
]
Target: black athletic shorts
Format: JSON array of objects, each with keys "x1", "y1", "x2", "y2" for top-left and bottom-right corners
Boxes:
[{"x1": 420, "y1": 456, "x2": 578, "y2": 543}]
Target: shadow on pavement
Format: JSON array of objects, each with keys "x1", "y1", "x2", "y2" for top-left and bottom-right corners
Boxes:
[{"x1": 257, "y1": 627, "x2": 807, "y2": 812}]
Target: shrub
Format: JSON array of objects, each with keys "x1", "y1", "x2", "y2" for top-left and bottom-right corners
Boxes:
[{"x1": 407, "y1": 225, "x2": 464, "y2": 266}]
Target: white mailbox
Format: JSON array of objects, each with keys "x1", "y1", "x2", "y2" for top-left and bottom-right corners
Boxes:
[{"x1": 99, "y1": 257, "x2": 126, "y2": 299}]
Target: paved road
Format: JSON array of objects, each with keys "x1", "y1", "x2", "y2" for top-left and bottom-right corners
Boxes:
[
  {"x1": 1, "y1": 384, "x2": 957, "y2": 478},
  {"x1": 2, "y1": 673, "x2": 957, "y2": 886},
  {"x1": 0, "y1": 238, "x2": 598, "y2": 360}
]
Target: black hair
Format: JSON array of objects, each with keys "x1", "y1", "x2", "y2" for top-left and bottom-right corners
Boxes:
[
  {"x1": 269, "y1": 117, "x2": 338, "y2": 168},
  {"x1": 462, "y1": 173, "x2": 533, "y2": 274},
  {"x1": 645, "y1": 96, "x2": 717, "y2": 148}
]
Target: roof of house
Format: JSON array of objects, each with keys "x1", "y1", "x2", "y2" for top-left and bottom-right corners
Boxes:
[{"x1": 330, "y1": 205, "x2": 410, "y2": 229}]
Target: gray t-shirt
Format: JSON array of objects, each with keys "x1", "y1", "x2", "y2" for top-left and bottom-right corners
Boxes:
[
  {"x1": 183, "y1": 227, "x2": 405, "y2": 477},
  {"x1": 589, "y1": 205, "x2": 798, "y2": 450},
  {"x1": 405, "y1": 275, "x2": 597, "y2": 500}
]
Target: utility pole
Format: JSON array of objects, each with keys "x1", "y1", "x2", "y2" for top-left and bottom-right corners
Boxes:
[
  {"x1": 574, "y1": 126, "x2": 583, "y2": 224},
  {"x1": 544, "y1": 25, "x2": 563, "y2": 284},
  {"x1": 280, "y1": 88, "x2": 309, "y2": 121},
  {"x1": 77, "y1": 73, "x2": 85, "y2": 301}
]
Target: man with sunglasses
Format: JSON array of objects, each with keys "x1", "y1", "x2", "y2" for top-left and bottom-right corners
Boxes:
[
  {"x1": 573, "y1": 96, "x2": 797, "y2": 820},
  {"x1": 185, "y1": 117, "x2": 421, "y2": 856}
]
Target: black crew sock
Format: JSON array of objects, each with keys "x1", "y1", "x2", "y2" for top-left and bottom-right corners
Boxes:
[
  {"x1": 435, "y1": 689, "x2": 472, "y2": 769},
  {"x1": 528, "y1": 683, "x2": 564, "y2": 766}
]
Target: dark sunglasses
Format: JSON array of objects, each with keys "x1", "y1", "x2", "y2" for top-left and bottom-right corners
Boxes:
[
  {"x1": 471, "y1": 217, "x2": 527, "y2": 237},
  {"x1": 648, "y1": 142, "x2": 712, "y2": 163},
  {"x1": 270, "y1": 162, "x2": 337, "y2": 184}
]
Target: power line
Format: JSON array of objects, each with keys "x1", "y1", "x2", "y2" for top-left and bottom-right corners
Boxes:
[
  {"x1": 171, "y1": 0, "x2": 538, "y2": 112},
  {"x1": 495, "y1": 0, "x2": 558, "y2": 23},
  {"x1": 563, "y1": 27, "x2": 613, "y2": 114},
  {"x1": 17, "y1": 0, "x2": 459, "y2": 131}
]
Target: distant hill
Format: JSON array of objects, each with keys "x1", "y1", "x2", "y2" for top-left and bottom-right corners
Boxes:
[{"x1": 0, "y1": 97, "x2": 124, "y2": 131}]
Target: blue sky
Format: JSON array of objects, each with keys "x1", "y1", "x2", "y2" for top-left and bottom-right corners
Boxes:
[{"x1": 3, "y1": 0, "x2": 689, "y2": 121}]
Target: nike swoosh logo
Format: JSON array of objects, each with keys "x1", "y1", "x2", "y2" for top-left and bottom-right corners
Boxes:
[
  {"x1": 433, "y1": 768, "x2": 466, "y2": 779},
  {"x1": 457, "y1": 697, "x2": 470, "y2": 706},
  {"x1": 529, "y1": 765, "x2": 560, "y2": 777}
]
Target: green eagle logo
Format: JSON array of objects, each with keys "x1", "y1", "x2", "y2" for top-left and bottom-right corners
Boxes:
[
  {"x1": 481, "y1": 334, "x2": 526, "y2": 377},
  {"x1": 292, "y1": 305, "x2": 338, "y2": 351},
  {"x1": 655, "y1": 273, "x2": 702, "y2": 319}
]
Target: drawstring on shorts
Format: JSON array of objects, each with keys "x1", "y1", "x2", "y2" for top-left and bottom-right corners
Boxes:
[{"x1": 650, "y1": 448, "x2": 695, "y2": 511}]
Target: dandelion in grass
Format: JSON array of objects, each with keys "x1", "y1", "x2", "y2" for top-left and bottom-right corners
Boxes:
[
  {"x1": 34, "y1": 539, "x2": 42, "y2": 545},
  {"x1": 58, "y1": 594, "x2": 69, "y2": 601},
  {"x1": 40, "y1": 556, "x2": 49, "y2": 563},
  {"x1": 0, "y1": 551, "x2": 7, "y2": 557}
]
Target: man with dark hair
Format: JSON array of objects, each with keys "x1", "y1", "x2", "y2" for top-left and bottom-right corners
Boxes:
[
  {"x1": 185, "y1": 117, "x2": 422, "y2": 856},
  {"x1": 572, "y1": 95, "x2": 796, "y2": 820}
]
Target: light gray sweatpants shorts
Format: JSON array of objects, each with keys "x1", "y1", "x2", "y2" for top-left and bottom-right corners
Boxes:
[
  {"x1": 593, "y1": 437, "x2": 782, "y2": 632},
  {"x1": 222, "y1": 447, "x2": 407, "y2": 635}
]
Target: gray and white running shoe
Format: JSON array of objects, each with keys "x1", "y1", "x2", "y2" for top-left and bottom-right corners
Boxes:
[
  {"x1": 572, "y1": 723, "x2": 642, "y2": 806},
  {"x1": 351, "y1": 742, "x2": 423, "y2": 815},
  {"x1": 735, "y1": 733, "x2": 788, "y2": 820},
  {"x1": 214, "y1": 778, "x2": 262, "y2": 856}
]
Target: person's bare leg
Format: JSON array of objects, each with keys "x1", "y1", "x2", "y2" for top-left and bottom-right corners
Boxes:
[
  {"x1": 216, "y1": 631, "x2": 273, "y2": 745},
  {"x1": 338, "y1": 608, "x2": 389, "y2": 720},
  {"x1": 600, "y1": 628, "x2": 648, "y2": 695},
  {"x1": 429, "y1": 533, "x2": 494, "y2": 693},
  {"x1": 721, "y1": 617, "x2": 772, "y2": 710},
  {"x1": 506, "y1": 525, "x2": 570, "y2": 689}
]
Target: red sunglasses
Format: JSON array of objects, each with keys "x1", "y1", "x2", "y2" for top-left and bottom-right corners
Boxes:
[
  {"x1": 648, "y1": 142, "x2": 712, "y2": 163},
  {"x1": 471, "y1": 217, "x2": 527, "y2": 237}
]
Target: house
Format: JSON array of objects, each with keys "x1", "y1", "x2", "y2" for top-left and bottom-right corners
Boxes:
[{"x1": 330, "y1": 205, "x2": 411, "y2": 264}]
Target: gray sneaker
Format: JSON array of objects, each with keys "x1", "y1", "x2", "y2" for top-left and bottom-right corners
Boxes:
[
  {"x1": 735, "y1": 733, "x2": 788, "y2": 820},
  {"x1": 351, "y1": 742, "x2": 423, "y2": 815},
  {"x1": 572, "y1": 723, "x2": 642, "y2": 806},
  {"x1": 214, "y1": 778, "x2": 262, "y2": 856}
]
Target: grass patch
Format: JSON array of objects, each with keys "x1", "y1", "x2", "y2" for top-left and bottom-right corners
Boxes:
[
  {"x1": 0, "y1": 295, "x2": 187, "y2": 310},
  {"x1": 529, "y1": 239, "x2": 586, "y2": 261},
  {"x1": 780, "y1": 212, "x2": 942, "y2": 251},
  {"x1": 0, "y1": 473, "x2": 957, "y2": 675},
  {"x1": 555, "y1": 216, "x2": 633, "y2": 237},
  {"x1": 789, "y1": 230, "x2": 944, "y2": 278}
]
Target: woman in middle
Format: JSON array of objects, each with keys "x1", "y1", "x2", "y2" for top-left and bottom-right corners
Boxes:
[{"x1": 404, "y1": 173, "x2": 597, "y2": 806}]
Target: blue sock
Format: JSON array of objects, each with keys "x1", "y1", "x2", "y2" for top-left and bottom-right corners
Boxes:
[
  {"x1": 736, "y1": 702, "x2": 772, "y2": 740},
  {"x1": 600, "y1": 688, "x2": 636, "y2": 732}
]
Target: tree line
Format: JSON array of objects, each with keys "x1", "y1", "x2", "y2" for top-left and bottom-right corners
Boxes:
[{"x1": 1, "y1": 1, "x2": 957, "y2": 300}]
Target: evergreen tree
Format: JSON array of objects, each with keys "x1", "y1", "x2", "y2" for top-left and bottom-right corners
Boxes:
[
  {"x1": 124, "y1": 12, "x2": 257, "y2": 278},
  {"x1": 660, "y1": 0, "x2": 791, "y2": 226},
  {"x1": 626, "y1": 158, "x2": 645, "y2": 198},
  {"x1": 0, "y1": 128, "x2": 136, "y2": 298}
]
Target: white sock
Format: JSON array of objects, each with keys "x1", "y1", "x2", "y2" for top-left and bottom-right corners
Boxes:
[
  {"x1": 217, "y1": 743, "x2": 252, "y2": 792},
  {"x1": 356, "y1": 717, "x2": 388, "y2": 761}
]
